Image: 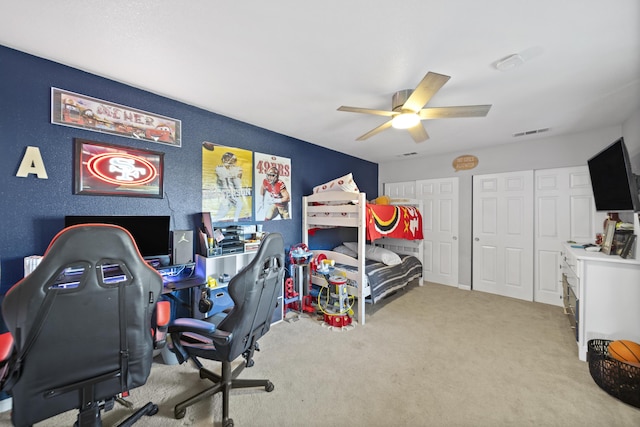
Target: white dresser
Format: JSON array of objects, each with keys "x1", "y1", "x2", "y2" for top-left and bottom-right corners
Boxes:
[{"x1": 561, "y1": 242, "x2": 640, "y2": 361}]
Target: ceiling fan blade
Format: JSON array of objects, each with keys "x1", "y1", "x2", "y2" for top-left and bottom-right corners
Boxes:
[
  {"x1": 355, "y1": 119, "x2": 393, "y2": 141},
  {"x1": 407, "y1": 122, "x2": 429, "y2": 143},
  {"x1": 338, "y1": 106, "x2": 396, "y2": 117},
  {"x1": 402, "y1": 72, "x2": 451, "y2": 112},
  {"x1": 419, "y1": 105, "x2": 492, "y2": 119}
]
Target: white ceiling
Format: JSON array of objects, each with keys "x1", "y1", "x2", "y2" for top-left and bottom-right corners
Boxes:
[{"x1": 1, "y1": 1, "x2": 639, "y2": 163}]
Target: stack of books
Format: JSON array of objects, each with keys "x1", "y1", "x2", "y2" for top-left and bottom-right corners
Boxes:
[{"x1": 244, "y1": 240, "x2": 261, "y2": 252}]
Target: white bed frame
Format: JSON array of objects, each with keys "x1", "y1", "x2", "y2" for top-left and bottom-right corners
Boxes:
[{"x1": 302, "y1": 191, "x2": 423, "y2": 325}]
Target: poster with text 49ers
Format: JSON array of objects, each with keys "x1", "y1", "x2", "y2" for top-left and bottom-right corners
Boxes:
[{"x1": 254, "y1": 153, "x2": 291, "y2": 221}]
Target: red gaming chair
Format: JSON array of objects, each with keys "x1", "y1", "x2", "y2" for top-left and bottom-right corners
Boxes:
[{"x1": 0, "y1": 224, "x2": 169, "y2": 427}]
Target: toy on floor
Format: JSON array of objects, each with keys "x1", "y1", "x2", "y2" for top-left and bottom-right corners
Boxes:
[
  {"x1": 285, "y1": 244, "x2": 316, "y2": 316},
  {"x1": 283, "y1": 277, "x2": 300, "y2": 312},
  {"x1": 288, "y1": 243, "x2": 313, "y2": 265},
  {"x1": 317, "y1": 274, "x2": 355, "y2": 331},
  {"x1": 315, "y1": 258, "x2": 334, "y2": 275}
]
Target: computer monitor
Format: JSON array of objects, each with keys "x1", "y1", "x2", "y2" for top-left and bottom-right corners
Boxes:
[
  {"x1": 64, "y1": 215, "x2": 171, "y2": 259},
  {"x1": 587, "y1": 137, "x2": 640, "y2": 212}
]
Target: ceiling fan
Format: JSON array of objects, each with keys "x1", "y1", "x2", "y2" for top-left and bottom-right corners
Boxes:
[{"x1": 338, "y1": 72, "x2": 492, "y2": 143}]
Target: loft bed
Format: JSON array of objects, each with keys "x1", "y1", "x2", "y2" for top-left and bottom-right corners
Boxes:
[{"x1": 302, "y1": 191, "x2": 423, "y2": 325}]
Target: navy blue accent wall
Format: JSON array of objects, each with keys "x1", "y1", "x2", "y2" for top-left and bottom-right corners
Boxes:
[{"x1": 0, "y1": 45, "x2": 378, "y2": 294}]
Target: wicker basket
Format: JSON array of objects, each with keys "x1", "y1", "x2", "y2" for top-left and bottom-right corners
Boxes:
[{"x1": 588, "y1": 339, "x2": 640, "y2": 408}]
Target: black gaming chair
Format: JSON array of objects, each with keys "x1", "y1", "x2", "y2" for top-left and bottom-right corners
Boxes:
[
  {"x1": 1, "y1": 224, "x2": 168, "y2": 427},
  {"x1": 168, "y1": 232, "x2": 285, "y2": 427}
]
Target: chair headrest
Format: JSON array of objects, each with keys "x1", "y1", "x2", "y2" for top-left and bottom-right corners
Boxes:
[{"x1": 43, "y1": 223, "x2": 148, "y2": 266}]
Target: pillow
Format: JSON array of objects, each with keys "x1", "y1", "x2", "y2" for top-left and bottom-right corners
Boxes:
[
  {"x1": 333, "y1": 245, "x2": 358, "y2": 258},
  {"x1": 372, "y1": 195, "x2": 391, "y2": 205},
  {"x1": 313, "y1": 173, "x2": 360, "y2": 194},
  {"x1": 343, "y1": 242, "x2": 402, "y2": 266}
]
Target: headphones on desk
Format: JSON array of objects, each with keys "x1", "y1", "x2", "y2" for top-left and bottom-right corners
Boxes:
[{"x1": 198, "y1": 288, "x2": 213, "y2": 313}]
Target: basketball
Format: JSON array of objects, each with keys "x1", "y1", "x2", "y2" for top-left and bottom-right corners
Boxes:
[{"x1": 608, "y1": 340, "x2": 640, "y2": 365}]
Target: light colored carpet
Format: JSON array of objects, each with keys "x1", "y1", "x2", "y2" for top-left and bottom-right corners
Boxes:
[{"x1": 2, "y1": 281, "x2": 639, "y2": 426}]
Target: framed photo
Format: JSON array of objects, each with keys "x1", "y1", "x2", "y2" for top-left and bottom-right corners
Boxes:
[
  {"x1": 74, "y1": 139, "x2": 164, "y2": 198},
  {"x1": 620, "y1": 234, "x2": 636, "y2": 259},
  {"x1": 601, "y1": 219, "x2": 617, "y2": 255},
  {"x1": 52, "y1": 88, "x2": 181, "y2": 147}
]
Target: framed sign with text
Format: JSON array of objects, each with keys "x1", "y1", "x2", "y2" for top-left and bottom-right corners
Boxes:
[{"x1": 53, "y1": 88, "x2": 181, "y2": 147}]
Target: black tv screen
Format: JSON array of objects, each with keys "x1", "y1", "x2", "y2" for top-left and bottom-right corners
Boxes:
[
  {"x1": 64, "y1": 215, "x2": 171, "y2": 258},
  {"x1": 587, "y1": 137, "x2": 640, "y2": 212}
]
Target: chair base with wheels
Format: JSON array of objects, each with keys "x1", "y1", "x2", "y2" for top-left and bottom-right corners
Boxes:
[
  {"x1": 174, "y1": 345, "x2": 274, "y2": 427},
  {"x1": 74, "y1": 398, "x2": 158, "y2": 427},
  {"x1": 110, "y1": 402, "x2": 158, "y2": 427}
]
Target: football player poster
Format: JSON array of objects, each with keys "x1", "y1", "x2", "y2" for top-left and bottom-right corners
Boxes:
[
  {"x1": 254, "y1": 152, "x2": 291, "y2": 221},
  {"x1": 202, "y1": 142, "x2": 253, "y2": 222}
]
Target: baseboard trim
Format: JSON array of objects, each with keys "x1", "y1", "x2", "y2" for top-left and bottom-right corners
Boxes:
[{"x1": 458, "y1": 284, "x2": 471, "y2": 291}]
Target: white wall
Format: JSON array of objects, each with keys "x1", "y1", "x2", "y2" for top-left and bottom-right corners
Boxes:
[
  {"x1": 623, "y1": 108, "x2": 640, "y2": 168},
  {"x1": 380, "y1": 118, "x2": 640, "y2": 287}
]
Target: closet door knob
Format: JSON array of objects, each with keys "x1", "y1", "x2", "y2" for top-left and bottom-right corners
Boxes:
[
  {"x1": 452, "y1": 236, "x2": 458, "y2": 240},
  {"x1": 474, "y1": 237, "x2": 479, "y2": 241}
]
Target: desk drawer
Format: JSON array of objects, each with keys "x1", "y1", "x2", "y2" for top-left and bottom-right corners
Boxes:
[{"x1": 562, "y1": 270, "x2": 578, "y2": 341}]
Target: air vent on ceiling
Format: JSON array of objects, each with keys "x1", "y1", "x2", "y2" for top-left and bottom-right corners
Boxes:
[{"x1": 513, "y1": 127, "x2": 550, "y2": 137}]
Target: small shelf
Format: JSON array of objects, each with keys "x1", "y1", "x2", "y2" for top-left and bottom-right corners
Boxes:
[
  {"x1": 195, "y1": 253, "x2": 284, "y2": 324},
  {"x1": 196, "y1": 253, "x2": 256, "y2": 287}
]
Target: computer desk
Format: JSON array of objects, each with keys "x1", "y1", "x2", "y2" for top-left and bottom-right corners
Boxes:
[{"x1": 157, "y1": 262, "x2": 206, "y2": 319}]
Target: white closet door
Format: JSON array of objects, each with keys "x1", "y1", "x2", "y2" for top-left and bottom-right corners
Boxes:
[
  {"x1": 534, "y1": 166, "x2": 594, "y2": 306},
  {"x1": 384, "y1": 181, "x2": 416, "y2": 199},
  {"x1": 473, "y1": 171, "x2": 534, "y2": 301},
  {"x1": 416, "y1": 178, "x2": 459, "y2": 287}
]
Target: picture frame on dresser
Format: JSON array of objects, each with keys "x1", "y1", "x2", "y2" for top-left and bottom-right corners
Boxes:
[
  {"x1": 620, "y1": 234, "x2": 636, "y2": 259},
  {"x1": 601, "y1": 219, "x2": 617, "y2": 255}
]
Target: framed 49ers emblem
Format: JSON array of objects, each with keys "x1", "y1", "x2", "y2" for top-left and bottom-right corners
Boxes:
[{"x1": 74, "y1": 138, "x2": 164, "y2": 198}]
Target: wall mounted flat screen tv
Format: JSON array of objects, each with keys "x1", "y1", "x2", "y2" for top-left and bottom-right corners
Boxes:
[
  {"x1": 64, "y1": 215, "x2": 171, "y2": 258},
  {"x1": 587, "y1": 137, "x2": 640, "y2": 212}
]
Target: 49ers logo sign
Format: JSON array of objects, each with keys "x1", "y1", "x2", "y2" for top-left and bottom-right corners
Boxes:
[
  {"x1": 86, "y1": 152, "x2": 158, "y2": 186},
  {"x1": 74, "y1": 139, "x2": 164, "y2": 198}
]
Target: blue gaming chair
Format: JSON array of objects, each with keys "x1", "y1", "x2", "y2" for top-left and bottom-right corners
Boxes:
[{"x1": 168, "y1": 232, "x2": 284, "y2": 427}]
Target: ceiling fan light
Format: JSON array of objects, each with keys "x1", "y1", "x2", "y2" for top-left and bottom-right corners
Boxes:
[{"x1": 391, "y1": 113, "x2": 420, "y2": 129}]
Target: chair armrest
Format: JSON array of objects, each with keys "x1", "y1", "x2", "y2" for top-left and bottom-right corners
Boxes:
[
  {"x1": 0, "y1": 333, "x2": 13, "y2": 362},
  {"x1": 156, "y1": 300, "x2": 171, "y2": 327},
  {"x1": 169, "y1": 318, "x2": 231, "y2": 345},
  {"x1": 169, "y1": 317, "x2": 217, "y2": 335},
  {"x1": 153, "y1": 300, "x2": 171, "y2": 349}
]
